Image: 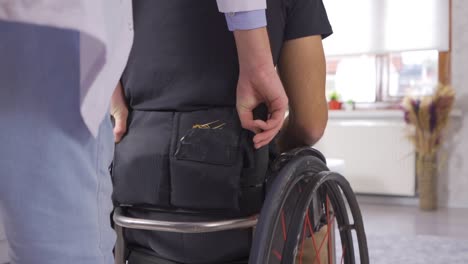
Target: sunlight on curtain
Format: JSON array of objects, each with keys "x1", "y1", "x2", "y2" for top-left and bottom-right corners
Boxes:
[{"x1": 323, "y1": 0, "x2": 449, "y2": 56}]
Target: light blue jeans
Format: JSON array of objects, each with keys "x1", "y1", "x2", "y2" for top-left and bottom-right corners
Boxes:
[{"x1": 0, "y1": 21, "x2": 115, "y2": 264}]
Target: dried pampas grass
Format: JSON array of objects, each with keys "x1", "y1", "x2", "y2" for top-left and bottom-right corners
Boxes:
[
  {"x1": 401, "y1": 84, "x2": 455, "y2": 210},
  {"x1": 402, "y1": 84, "x2": 455, "y2": 156}
]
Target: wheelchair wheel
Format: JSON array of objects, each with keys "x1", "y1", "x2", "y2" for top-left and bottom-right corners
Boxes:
[{"x1": 249, "y1": 155, "x2": 369, "y2": 264}]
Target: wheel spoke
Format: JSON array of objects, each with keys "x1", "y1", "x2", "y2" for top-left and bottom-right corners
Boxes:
[
  {"x1": 298, "y1": 221, "x2": 307, "y2": 264},
  {"x1": 341, "y1": 245, "x2": 346, "y2": 264},
  {"x1": 272, "y1": 249, "x2": 282, "y2": 261},
  {"x1": 318, "y1": 215, "x2": 335, "y2": 255},
  {"x1": 281, "y1": 209, "x2": 287, "y2": 241},
  {"x1": 249, "y1": 154, "x2": 368, "y2": 264},
  {"x1": 327, "y1": 195, "x2": 333, "y2": 264},
  {"x1": 306, "y1": 211, "x2": 322, "y2": 264}
]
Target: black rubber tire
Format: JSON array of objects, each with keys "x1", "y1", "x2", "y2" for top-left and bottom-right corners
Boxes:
[
  {"x1": 249, "y1": 155, "x2": 369, "y2": 264},
  {"x1": 324, "y1": 178, "x2": 356, "y2": 262},
  {"x1": 281, "y1": 172, "x2": 369, "y2": 264},
  {"x1": 323, "y1": 172, "x2": 368, "y2": 264},
  {"x1": 249, "y1": 155, "x2": 328, "y2": 264}
]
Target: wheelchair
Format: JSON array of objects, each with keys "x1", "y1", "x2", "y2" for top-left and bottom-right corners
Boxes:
[{"x1": 113, "y1": 147, "x2": 368, "y2": 264}]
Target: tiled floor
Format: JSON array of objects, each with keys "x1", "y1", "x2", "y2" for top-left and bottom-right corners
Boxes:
[
  {"x1": 360, "y1": 203, "x2": 468, "y2": 239},
  {"x1": 1, "y1": 202, "x2": 468, "y2": 264},
  {"x1": 355, "y1": 202, "x2": 468, "y2": 263}
]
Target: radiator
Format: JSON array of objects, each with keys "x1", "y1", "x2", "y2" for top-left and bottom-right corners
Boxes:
[{"x1": 316, "y1": 111, "x2": 416, "y2": 196}]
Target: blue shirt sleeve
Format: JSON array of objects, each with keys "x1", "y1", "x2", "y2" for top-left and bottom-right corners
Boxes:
[{"x1": 224, "y1": 9, "x2": 267, "y2": 31}]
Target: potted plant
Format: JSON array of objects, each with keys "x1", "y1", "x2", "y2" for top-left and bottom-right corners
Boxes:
[
  {"x1": 343, "y1": 99, "x2": 355, "y2": 111},
  {"x1": 328, "y1": 91, "x2": 342, "y2": 110}
]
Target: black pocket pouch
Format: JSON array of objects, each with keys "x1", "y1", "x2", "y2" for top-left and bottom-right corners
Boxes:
[
  {"x1": 112, "y1": 110, "x2": 172, "y2": 207},
  {"x1": 170, "y1": 108, "x2": 243, "y2": 211}
]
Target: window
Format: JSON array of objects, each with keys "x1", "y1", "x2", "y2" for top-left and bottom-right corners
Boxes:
[
  {"x1": 387, "y1": 51, "x2": 439, "y2": 98},
  {"x1": 322, "y1": 0, "x2": 448, "y2": 106},
  {"x1": 325, "y1": 50, "x2": 439, "y2": 104},
  {"x1": 322, "y1": 0, "x2": 449, "y2": 56},
  {"x1": 326, "y1": 55, "x2": 377, "y2": 103}
]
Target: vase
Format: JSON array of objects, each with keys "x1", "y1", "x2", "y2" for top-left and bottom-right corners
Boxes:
[
  {"x1": 328, "y1": 100, "x2": 342, "y2": 110},
  {"x1": 416, "y1": 152, "x2": 437, "y2": 210}
]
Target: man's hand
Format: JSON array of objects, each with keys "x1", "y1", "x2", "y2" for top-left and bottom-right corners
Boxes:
[
  {"x1": 110, "y1": 82, "x2": 129, "y2": 143},
  {"x1": 234, "y1": 28, "x2": 288, "y2": 149},
  {"x1": 237, "y1": 64, "x2": 288, "y2": 149}
]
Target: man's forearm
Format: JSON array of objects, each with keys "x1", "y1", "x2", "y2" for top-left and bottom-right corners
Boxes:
[
  {"x1": 277, "y1": 102, "x2": 328, "y2": 152},
  {"x1": 227, "y1": 2, "x2": 288, "y2": 148},
  {"x1": 277, "y1": 117, "x2": 321, "y2": 153},
  {"x1": 233, "y1": 27, "x2": 288, "y2": 148},
  {"x1": 233, "y1": 27, "x2": 273, "y2": 71}
]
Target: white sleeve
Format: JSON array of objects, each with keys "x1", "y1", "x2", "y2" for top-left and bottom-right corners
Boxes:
[
  {"x1": 0, "y1": 0, "x2": 133, "y2": 137},
  {"x1": 216, "y1": 0, "x2": 267, "y2": 13}
]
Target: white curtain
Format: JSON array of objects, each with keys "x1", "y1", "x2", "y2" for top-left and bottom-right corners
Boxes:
[{"x1": 323, "y1": 0, "x2": 450, "y2": 56}]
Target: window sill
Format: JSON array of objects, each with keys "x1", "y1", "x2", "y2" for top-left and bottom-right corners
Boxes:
[
  {"x1": 329, "y1": 109, "x2": 462, "y2": 120},
  {"x1": 329, "y1": 110, "x2": 403, "y2": 120}
]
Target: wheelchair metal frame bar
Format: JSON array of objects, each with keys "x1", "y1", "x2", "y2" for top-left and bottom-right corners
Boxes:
[{"x1": 113, "y1": 207, "x2": 258, "y2": 233}]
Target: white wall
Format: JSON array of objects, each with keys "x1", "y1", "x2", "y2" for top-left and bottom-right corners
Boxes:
[
  {"x1": 316, "y1": 112, "x2": 416, "y2": 197},
  {"x1": 439, "y1": 0, "x2": 468, "y2": 208}
]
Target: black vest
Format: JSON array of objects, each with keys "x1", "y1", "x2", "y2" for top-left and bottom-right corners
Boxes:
[
  {"x1": 120, "y1": 0, "x2": 286, "y2": 112},
  {"x1": 113, "y1": 0, "x2": 287, "y2": 217},
  {"x1": 111, "y1": 1, "x2": 288, "y2": 262}
]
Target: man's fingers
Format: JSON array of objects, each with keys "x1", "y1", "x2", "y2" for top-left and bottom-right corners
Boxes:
[
  {"x1": 110, "y1": 83, "x2": 129, "y2": 143},
  {"x1": 253, "y1": 125, "x2": 281, "y2": 148},
  {"x1": 253, "y1": 119, "x2": 269, "y2": 130},
  {"x1": 236, "y1": 67, "x2": 288, "y2": 148},
  {"x1": 238, "y1": 114, "x2": 257, "y2": 133},
  {"x1": 253, "y1": 100, "x2": 287, "y2": 132},
  {"x1": 254, "y1": 128, "x2": 278, "y2": 143},
  {"x1": 237, "y1": 104, "x2": 262, "y2": 133},
  {"x1": 254, "y1": 139, "x2": 269, "y2": 149},
  {"x1": 250, "y1": 107, "x2": 285, "y2": 148},
  {"x1": 113, "y1": 128, "x2": 126, "y2": 143},
  {"x1": 268, "y1": 99, "x2": 288, "y2": 125},
  {"x1": 113, "y1": 115, "x2": 128, "y2": 143},
  {"x1": 254, "y1": 135, "x2": 274, "y2": 149}
]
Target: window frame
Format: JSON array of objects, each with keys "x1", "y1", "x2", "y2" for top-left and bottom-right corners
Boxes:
[{"x1": 325, "y1": 50, "x2": 447, "y2": 108}]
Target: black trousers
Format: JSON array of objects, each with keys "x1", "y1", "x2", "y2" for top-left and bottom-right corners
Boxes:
[{"x1": 127, "y1": 247, "x2": 249, "y2": 264}]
